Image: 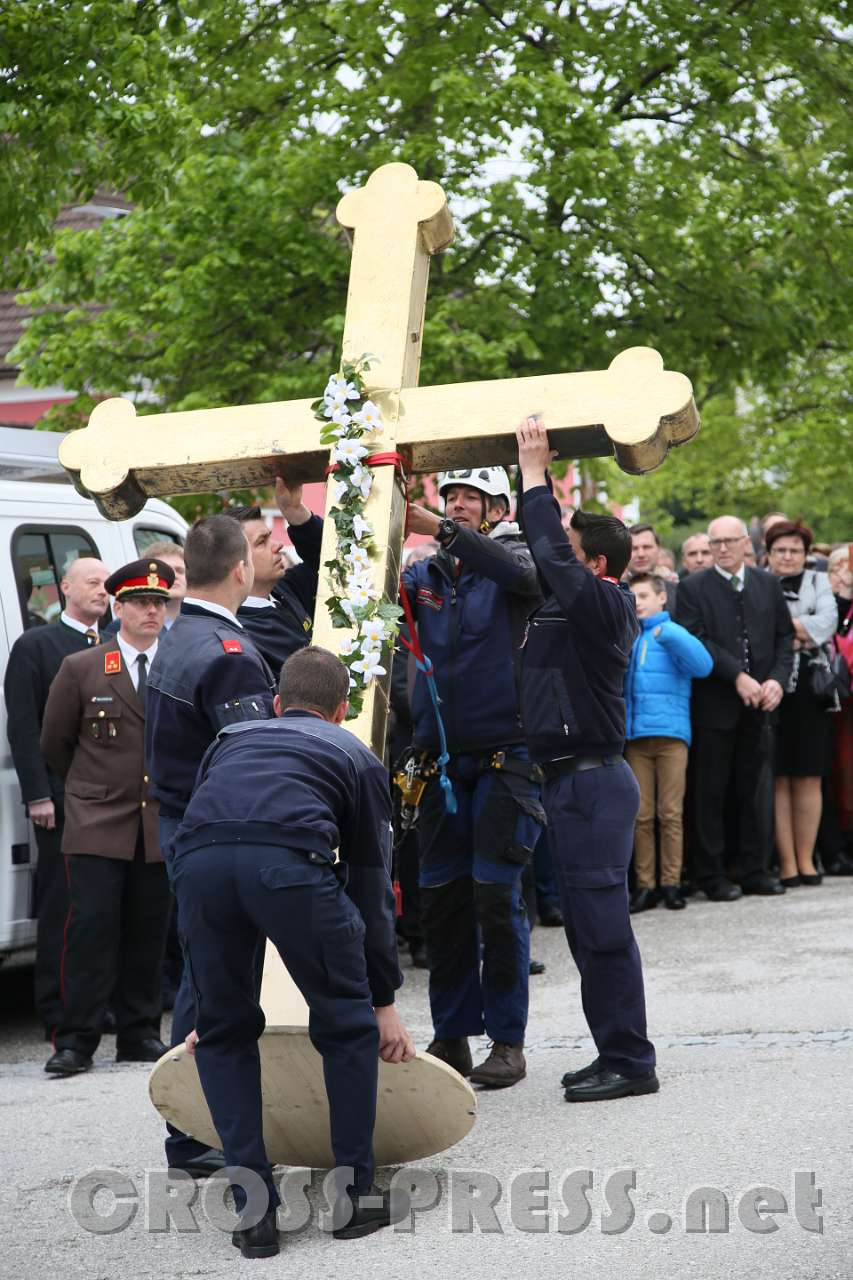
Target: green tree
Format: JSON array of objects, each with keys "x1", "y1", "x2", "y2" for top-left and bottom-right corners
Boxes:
[{"x1": 4, "y1": 1, "x2": 851, "y2": 532}]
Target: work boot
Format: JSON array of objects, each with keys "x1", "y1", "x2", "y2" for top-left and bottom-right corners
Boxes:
[
  {"x1": 469, "y1": 1042, "x2": 526, "y2": 1089},
  {"x1": 426, "y1": 1037, "x2": 472, "y2": 1077}
]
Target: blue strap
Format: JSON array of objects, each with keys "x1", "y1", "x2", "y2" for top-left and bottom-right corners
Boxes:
[{"x1": 416, "y1": 655, "x2": 457, "y2": 814}]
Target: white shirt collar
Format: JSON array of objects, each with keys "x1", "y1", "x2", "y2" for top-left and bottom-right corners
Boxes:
[
  {"x1": 183, "y1": 596, "x2": 243, "y2": 628},
  {"x1": 714, "y1": 563, "x2": 746, "y2": 587},
  {"x1": 61, "y1": 611, "x2": 98, "y2": 637},
  {"x1": 115, "y1": 631, "x2": 157, "y2": 664},
  {"x1": 241, "y1": 595, "x2": 276, "y2": 610}
]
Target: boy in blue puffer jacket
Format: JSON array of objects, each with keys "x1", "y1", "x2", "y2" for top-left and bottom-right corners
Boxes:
[{"x1": 625, "y1": 572, "x2": 713, "y2": 913}]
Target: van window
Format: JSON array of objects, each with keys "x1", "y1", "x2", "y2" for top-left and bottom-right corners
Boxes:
[
  {"x1": 12, "y1": 526, "x2": 101, "y2": 629},
  {"x1": 134, "y1": 526, "x2": 184, "y2": 553}
]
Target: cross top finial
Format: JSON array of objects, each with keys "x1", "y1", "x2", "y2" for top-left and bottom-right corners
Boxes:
[{"x1": 336, "y1": 162, "x2": 453, "y2": 255}]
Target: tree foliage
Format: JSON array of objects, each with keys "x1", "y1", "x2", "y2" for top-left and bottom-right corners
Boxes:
[{"x1": 3, "y1": 0, "x2": 851, "y2": 534}]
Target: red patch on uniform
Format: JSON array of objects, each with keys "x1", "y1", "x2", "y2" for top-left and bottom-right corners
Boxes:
[
  {"x1": 104, "y1": 650, "x2": 122, "y2": 674},
  {"x1": 221, "y1": 638, "x2": 243, "y2": 654},
  {"x1": 416, "y1": 587, "x2": 444, "y2": 612}
]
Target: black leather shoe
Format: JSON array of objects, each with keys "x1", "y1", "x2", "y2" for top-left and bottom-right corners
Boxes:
[
  {"x1": 45, "y1": 1048, "x2": 92, "y2": 1075},
  {"x1": 426, "y1": 1037, "x2": 472, "y2": 1077},
  {"x1": 661, "y1": 886, "x2": 687, "y2": 910},
  {"x1": 538, "y1": 903, "x2": 564, "y2": 927},
  {"x1": 799, "y1": 872, "x2": 822, "y2": 886},
  {"x1": 529, "y1": 958, "x2": 546, "y2": 975},
  {"x1": 560, "y1": 1056, "x2": 601, "y2": 1088},
  {"x1": 409, "y1": 940, "x2": 429, "y2": 969},
  {"x1": 629, "y1": 888, "x2": 658, "y2": 914},
  {"x1": 703, "y1": 881, "x2": 743, "y2": 902},
  {"x1": 564, "y1": 1066, "x2": 659, "y2": 1103},
  {"x1": 780, "y1": 874, "x2": 801, "y2": 887},
  {"x1": 231, "y1": 1208, "x2": 279, "y2": 1258},
  {"x1": 741, "y1": 877, "x2": 785, "y2": 896},
  {"x1": 332, "y1": 1186, "x2": 398, "y2": 1240},
  {"x1": 169, "y1": 1148, "x2": 226, "y2": 1178},
  {"x1": 115, "y1": 1037, "x2": 167, "y2": 1063}
]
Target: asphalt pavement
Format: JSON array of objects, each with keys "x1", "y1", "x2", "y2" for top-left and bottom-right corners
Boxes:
[{"x1": 2, "y1": 879, "x2": 851, "y2": 1279}]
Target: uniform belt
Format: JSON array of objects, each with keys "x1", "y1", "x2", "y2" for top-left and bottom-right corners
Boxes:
[{"x1": 541, "y1": 754, "x2": 621, "y2": 779}]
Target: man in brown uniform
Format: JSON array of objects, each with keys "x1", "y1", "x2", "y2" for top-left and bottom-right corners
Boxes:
[{"x1": 41, "y1": 559, "x2": 176, "y2": 1076}]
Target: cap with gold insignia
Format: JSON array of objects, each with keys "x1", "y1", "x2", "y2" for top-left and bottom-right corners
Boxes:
[{"x1": 105, "y1": 558, "x2": 176, "y2": 601}]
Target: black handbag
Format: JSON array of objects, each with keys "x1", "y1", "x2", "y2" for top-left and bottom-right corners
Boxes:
[{"x1": 807, "y1": 647, "x2": 846, "y2": 710}]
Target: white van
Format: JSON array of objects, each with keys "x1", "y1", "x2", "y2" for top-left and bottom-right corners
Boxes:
[{"x1": 0, "y1": 426, "x2": 187, "y2": 964}]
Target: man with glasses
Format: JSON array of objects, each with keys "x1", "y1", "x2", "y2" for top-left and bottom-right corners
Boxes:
[{"x1": 675, "y1": 516, "x2": 794, "y2": 900}]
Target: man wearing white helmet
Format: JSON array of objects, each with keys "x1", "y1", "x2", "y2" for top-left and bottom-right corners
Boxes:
[{"x1": 403, "y1": 467, "x2": 545, "y2": 1089}]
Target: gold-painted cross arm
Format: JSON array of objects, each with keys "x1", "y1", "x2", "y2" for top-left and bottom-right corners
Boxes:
[{"x1": 60, "y1": 346, "x2": 697, "y2": 520}]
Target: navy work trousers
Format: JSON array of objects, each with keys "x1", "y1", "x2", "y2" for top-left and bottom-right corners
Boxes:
[
  {"x1": 545, "y1": 759, "x2": 656, "y2": 1078},
  {"x1": 159, "y1": 815, "x2": 208, "y2": 1168},
  {"x1": 418, "y1": 748, "x2": 541, "y2": 1045},
  {"x1": 171, "y1": 840, "x2": 380, "y2": 1214}
]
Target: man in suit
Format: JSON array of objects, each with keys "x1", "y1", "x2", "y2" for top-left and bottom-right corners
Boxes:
[
  {"x1": 4, "y1": 556, "x2": 109, "y2": 1035},
  {"x1": 233, "y1": 479, "x2": 324, "y2": 677},
  {"x1": 40, "y1": 558, "x2": 176, "y2": 1075},
  {"x1": 676, "y1": 516, "x2": 794, "y2": 899}
]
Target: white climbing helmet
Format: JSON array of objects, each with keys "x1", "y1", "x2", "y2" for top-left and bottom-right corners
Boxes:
[{"x1": 437, "y1": 467, "x2": 512, "y2": 510}]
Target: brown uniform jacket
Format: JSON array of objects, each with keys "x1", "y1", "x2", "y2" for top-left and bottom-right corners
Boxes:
[{"x1": 40, "y1": 640, "x2": 161, "y2": 861}]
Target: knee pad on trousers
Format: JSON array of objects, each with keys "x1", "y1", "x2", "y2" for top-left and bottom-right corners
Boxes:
[
  {"x1": 420, "y1": 880, "x2": 476, "y2": 969},
  {"x1": 473, "y1": 881, "x2": 522, "y2": 993}
]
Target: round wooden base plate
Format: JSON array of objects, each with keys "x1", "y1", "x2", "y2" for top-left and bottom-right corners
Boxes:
[{"x1": 149, "y1": 1027, "x2": 477, "y2": 1168}]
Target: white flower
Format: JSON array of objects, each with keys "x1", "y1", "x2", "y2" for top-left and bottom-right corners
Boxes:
[
  {"x1": 340, "y1": 597, "x2": 356, "y2": 622},
  {"x1": 345, "y1": 545, "x2": 371, "y2": 572},
  {"x1": 349, "y1": 463, "x2": 373, "y2": 499},
  {"x1": 352, "y1": 513, "x2": 372, "y2": 542},
  {"x1": 352, "y1": 400, "x2": 383, "y2": 433},
  {"x1": 360, "y1": 617, "x2": 386, "y2": 645},
  {"x1": 350, "y1": 650, "x2": 387, "y2": 682},
  {"x1": 324, "y1": 379, "x2": 359, "y2": 412},
  {"x1": 345, "y1": 582, "x2": 372, "y2": 610},
  {"x1": 331, "y1": 405, "x2": 352, "y2": 427},
  {"x1": 333, "y1": 439, "x2": 369, "y2": 467},
  {"x1": 338, "y1": 635, "x2": 359, "y2": 657},
  {"x1": 330, "y1": 478, "x2": 348, "y2": 505}
]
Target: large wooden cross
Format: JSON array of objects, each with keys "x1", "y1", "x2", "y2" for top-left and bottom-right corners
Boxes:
[
  {"x1": 64, "y1": 162, "x2": 698, "y2": 1167},
  {"x1": 61, "y1": 161, "x2": 698, "y2": 753}
]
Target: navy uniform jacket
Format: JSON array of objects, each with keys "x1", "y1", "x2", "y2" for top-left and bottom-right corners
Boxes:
[
  {"x1": 237, "y1": 514, "x2": 324, "y2": 675},
  {"x1": 146, "y1": 602, "x2": 276, "y2": 819},
  {"x1": 402, "y1": 523, "x2": 541, "y2": 753},
  {"x1": 4, "y1": 621, "x2": 93, "y2": 805},
  {"x1": 175, "y1": 711, "x2": 402, "y2": 1008},
  {"x1": 519, "y1": 486, "x2": 639, "y2": 761}
]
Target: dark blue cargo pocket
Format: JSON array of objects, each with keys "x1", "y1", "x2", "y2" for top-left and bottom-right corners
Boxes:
[{"x1": 320, "y1": 913, "x2": 370, "y2": 998}]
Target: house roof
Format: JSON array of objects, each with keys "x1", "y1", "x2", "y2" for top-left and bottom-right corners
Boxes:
[{"x1": 0, "y1": 195, "x2": 131, "y2": 378}]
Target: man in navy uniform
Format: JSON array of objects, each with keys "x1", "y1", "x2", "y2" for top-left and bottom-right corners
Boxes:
[
  {"x1": 4, "y1": 556, "x2": 109, "y2": 1036},
  {"x1": 40, "y1": 558, "x2": 175, "y2": 1074},
  {"x1": 404, "y1": 468, "x2": 544, "y2": 1089},
  {"x1": 232, "y1": 478, "x2": 324, "y2": 673},
  {"x1": 173, "y1": 646, "x2": 413, "y2": 1258},
  {"x1": 515, "y1": 416, "x2": 658, "y2": 1103},
  {"x1": 146, "y1": 513, "x2": 276, "y2": 1176}
]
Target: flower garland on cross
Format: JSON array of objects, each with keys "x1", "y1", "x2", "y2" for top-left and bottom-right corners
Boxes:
[{"x1": 311, "y1": 356, "x2": 404, "y2": 718}]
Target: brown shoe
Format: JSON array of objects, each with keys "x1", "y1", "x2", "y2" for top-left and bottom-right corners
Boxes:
[
  {"x1": 426, "y1": 1037, "x2": 473, "y2": 1077},
  {"x1": 469, "y1": 1042, "x2": 526, "y2": 1088}
]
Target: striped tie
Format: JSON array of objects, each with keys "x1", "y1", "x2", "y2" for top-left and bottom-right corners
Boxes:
[{"x1": 85, "y1": 629, "x2": 98, "y2": 645}]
